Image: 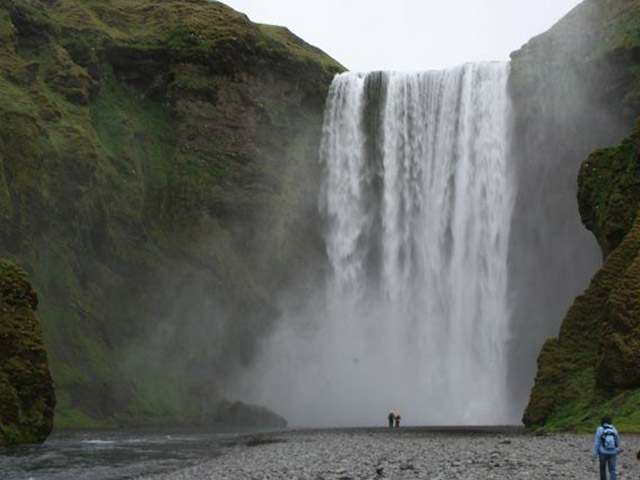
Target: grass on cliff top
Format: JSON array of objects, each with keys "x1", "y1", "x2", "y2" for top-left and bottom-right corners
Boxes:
[
  {"x1": 49, "y1": 0, "x2": 252, "y2": 43},
  {"x1": 48, "y1": 0, "x2": 343, "y2": 73},
  {"x1": 258, "y1": 24, "x2": 345, "y2": 72},
  {"x1": 513, "y1": 0, "x2": 640, "y2": 63}
]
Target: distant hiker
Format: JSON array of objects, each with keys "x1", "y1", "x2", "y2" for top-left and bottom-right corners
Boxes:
[
  {"x1": 394, "y1": 412, "x2": 402, "y2": 428},
  {"x1": 388, "y1": 412, "x2": 394, "y2": 428},
  {"x1": 591, "y1": 416, "x2": 620, "y2": 480}
]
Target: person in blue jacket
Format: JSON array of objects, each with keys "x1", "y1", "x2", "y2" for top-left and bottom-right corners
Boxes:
[
  {"x1": 387, "y1": 411, "x2": 394, "y2": 428},
  {"x1": 591, "y1": 416, "x2": 620, "y2": 480}
]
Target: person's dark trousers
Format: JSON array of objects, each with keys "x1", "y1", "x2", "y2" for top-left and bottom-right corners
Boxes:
[{"x1": 599, "y1": 454, "x2": 617, "y2": 480}]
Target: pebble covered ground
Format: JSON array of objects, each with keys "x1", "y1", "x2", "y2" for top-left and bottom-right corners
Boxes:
[{"x1": 139, "y1": 428, "x2": 640, "y2": 480}]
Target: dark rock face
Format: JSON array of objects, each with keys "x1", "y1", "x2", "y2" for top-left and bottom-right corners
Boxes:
[
  {"x1": 0, "y1": 258, "x2": 55, "y2": 445},
  {"x1": 213, "y1": 400, "x2": 287, "y2": 428},
  {"x1": 508, "y1": 0, "x2": 640, "y2": 425},
  {"x1": 0, "y1": 0, "x2": 342, "y2": 427}
]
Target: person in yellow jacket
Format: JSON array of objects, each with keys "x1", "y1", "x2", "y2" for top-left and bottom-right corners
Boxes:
[{"x1": 394, "y1": 411, "x2": 402, "y2": 428}]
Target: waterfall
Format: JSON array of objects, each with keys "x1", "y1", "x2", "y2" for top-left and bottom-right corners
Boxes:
[{"x1": 239, "y1": 63, "x2": 516, "y2": 426}]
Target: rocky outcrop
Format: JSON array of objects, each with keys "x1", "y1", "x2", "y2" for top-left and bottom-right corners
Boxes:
[
  {"x1": 0, "y1": 258, "x2": 55, "y2": 445},
  {"x1": 507, "y1": 0, "x2": 640, "y2": 422},
  {"x1": 0, "y1": 0, "x2": 342, "y2": 427},
  {"x1": 213, "y1": 400, "x2": 287, "y2": 428},
  {"x1": 523, "y1": 124, "x2": 640, "y2": 430}
]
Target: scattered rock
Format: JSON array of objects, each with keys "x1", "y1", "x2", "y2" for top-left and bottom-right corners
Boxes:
[{"x1": 135, "y1": 429, "x2": 626, "y2": 479}]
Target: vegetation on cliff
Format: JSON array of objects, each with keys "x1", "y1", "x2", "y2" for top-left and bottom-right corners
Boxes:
[
  {"x1": 507, "y1": 0, "x2": 640, "y2": 423},
  {"x1": 523, "y1": 124, "x2": 640, "y2": 431},
  {"x1": 511, "y1": 0, "x2": 640, "y2": 123},
  {"x1": 0, "y1": 258, "x2": 55, "y2": 445},
  {"x1": 0, "y1": 0, "x2": 343, "y2": 428}
]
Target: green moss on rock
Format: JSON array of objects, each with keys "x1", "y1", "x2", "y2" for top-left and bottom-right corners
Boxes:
[
  {"x1": 578, "y1": 132, "x2": 640, "y2": 257},
  {"x1": 0, "y1": 0, "x2": 343, "y2": 427},
  {"x1": 508, "y1": 0, "x2": 640, "y2": 430},
  {"x1": 524, "y1": 124, "x2": 640, "y2": 431},
  {"x1": 0, "y1": 258, "x2": 55, "y2": 445}
]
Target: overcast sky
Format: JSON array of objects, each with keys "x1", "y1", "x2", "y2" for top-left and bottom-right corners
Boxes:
[{"x1": 222, "y1": 0, "x2": 583, "y2": 72}]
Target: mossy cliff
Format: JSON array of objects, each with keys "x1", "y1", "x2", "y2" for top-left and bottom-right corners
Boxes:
[
  {"x1": 0, "y1": 0, "x2": 343, "y2": 433},
  {"x1": 512, "y1": 0, "x2": 640, "y2": 431},
  {"x1": 0, "y1": 258, "x2": 55, "y2": 446},
  {"x1": 523, "y1": 124, "x2": 640, "y2": 431},
  {"x1": 507, "y1": 0, "x2": 640, "y2": 414}
]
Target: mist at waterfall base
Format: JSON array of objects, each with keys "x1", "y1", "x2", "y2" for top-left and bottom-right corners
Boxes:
[{"x1": 232, "y1": 63, "x2": 522, "y2": 427}]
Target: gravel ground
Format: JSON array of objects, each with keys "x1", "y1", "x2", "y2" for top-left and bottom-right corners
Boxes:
[{"x1": 139, "y1": 428, "x2": 640, "y2": 480}]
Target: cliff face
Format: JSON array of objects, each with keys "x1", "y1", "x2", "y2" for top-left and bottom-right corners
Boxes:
[
  {"x1": 523, "y1": 126, "x2": 640, "y2": 429},
  {"x1": 0, "y1": 0, "x2": 342, "y2": 428},
  {"x1": 515, "y1": 0, "x2": 640, "y2": 429},
  {"x1": 0, "y1": 258, "x2": 55, "y2": 446},
  {"x1": 507, "y1": 0, "x2": 640, "y2": 416}
]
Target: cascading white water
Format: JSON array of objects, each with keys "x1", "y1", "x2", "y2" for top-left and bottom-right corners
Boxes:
[{"x1": 238, "y1": 63, "x2": 517, "y2": 426}]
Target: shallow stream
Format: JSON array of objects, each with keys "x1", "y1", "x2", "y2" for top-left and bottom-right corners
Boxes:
[{"x1": 0, "y1": 427, "x2": 259, "y2": 480}]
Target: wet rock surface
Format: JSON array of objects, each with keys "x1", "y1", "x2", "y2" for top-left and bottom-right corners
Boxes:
[{"x1": 139, "y1": 428, "x2": 640, "y2": 479}]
